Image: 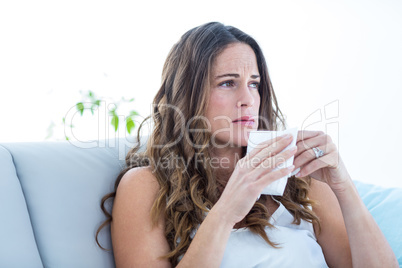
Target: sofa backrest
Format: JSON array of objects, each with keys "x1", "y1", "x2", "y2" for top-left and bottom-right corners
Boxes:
[
  {"x1": 0, "y1": 138, "x2": 141, "y2": 268},
  {"x1": 0, "y1": 145, "x2": 43, "y2": 267},
  {"x1": 1, "y1": 138, "x2": 402, "y2": 266}
]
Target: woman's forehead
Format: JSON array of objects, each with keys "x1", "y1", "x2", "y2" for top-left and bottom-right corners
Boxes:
[{"x1": 212, "y1": 43, "x2": 259, "y2": 76}]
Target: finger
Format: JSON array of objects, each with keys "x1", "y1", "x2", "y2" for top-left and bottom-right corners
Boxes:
[
  {"x1": 252, "y1": 146, "x2": 297, "y2": 177},
  {"x1": 248, "y1": 135, "x2": 293, "y2": 167},
  {"x1": 296, "y1": 153, "x2": 337, "y2": 177},
  {"x1": 247, "y1": 133, "x2": 292, "y2": 159},
  {"x1": 294, "y1": 143, "x2": 336, "y2": 172},
  {"x1": 255, "y1": 165, "x2": 294, "y2": 190},
  {"x1": 294, "y1": 144, "x2": 326, "y2": 170},
  {"x1": 295, "y1": 134, "x2": 330, "y2": 158},
  {"x1": 296, "y1": 130, "x2": 323, "y2": 143}
]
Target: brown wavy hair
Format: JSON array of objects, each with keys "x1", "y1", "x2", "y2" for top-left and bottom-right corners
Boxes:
[{"x1": 96, "y1": 22, "x2": 321, "y2": 266}]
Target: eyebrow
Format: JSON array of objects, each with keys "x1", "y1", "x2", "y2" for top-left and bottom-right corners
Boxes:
[{"x1": 215, "y1": 73, "x2": 260, "y2": 79}]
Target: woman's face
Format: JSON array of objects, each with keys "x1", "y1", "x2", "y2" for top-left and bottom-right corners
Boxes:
[{"x1": 206, "y1": 43, "x2": 261, "y2": 148}]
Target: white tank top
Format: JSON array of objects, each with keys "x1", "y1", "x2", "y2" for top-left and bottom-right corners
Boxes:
[{"x1": 220, "y1": 200, "x2": 329, "y2": 267}]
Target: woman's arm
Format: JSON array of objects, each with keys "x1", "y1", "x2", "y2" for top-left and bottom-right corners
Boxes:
[
  {"x1": 310, "y1": 176, "x2": 398, "y2": 267},
  {"x1": 112, "y1": 167, "x2": 235, "y2": 267},
  {"x1": 294, "y1": 131, "x2": 398, "y2": 267},
  {"x1": 333, "y1": 177, "x2": 398, "y2": 267},
  {"x1": 112, "y1": 135, "x2": 296, "y2": 267},
  {"x1": 308, "y1": 178, "x2": 352, "y2": 267},
  {"x1": 111, "y1": 167, "x2": 172, "y2": 267}
]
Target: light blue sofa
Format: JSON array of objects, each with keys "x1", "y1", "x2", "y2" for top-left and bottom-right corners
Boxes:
[{"x1": 1, "y1": 139, "x2": 401, "y2": 267}]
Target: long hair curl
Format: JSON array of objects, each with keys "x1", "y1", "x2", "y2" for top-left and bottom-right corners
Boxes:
[{"x1": 96, "y1": 22, "x2": 321, "y2": 266}]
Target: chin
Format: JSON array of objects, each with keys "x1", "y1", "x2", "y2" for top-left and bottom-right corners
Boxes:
[
  {"x1": 211, "y1": 126, "x2": 257, "y2": 148},
  {"x1": 229, "y1": 135, "x2": 251, "y2": 148}
]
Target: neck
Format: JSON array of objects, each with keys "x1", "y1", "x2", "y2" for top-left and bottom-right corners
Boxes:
[{"x1": 210, "y1": 145, "x2": 244, "y2": 182}]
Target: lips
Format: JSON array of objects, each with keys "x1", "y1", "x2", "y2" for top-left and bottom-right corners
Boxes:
[
  {"x1": 232, "y1": 116, "x2": 256, "y2": 126},
  {"x1": 233, "y1": 116, "x2": 254, "y2": 123}
]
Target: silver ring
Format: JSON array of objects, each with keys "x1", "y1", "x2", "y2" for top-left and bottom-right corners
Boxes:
[{"x1": 313, "y1": 147, "x2": 324, "y2": 159}]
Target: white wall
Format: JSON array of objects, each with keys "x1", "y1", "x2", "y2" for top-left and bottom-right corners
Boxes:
[{"x1": 1, "y1": 0, "x2": 401, "y2": 187}]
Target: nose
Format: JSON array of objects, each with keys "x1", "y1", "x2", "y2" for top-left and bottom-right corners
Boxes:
[{"x1": 237, "y1": 84, "x2": 255, "y2": 108}]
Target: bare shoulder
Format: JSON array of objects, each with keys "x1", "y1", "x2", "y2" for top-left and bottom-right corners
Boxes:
[
  {"x1": 307, "y1": 178, "x2": 352, "y2": 267},
  {"x1": 112, "y1": 166, "x2": 171, "y2": 268},
  {"x1": 117, "y1": 166, "x2": 160, "y2": 197}
]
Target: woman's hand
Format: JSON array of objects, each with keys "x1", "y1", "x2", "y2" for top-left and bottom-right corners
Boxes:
[
  {"x1": 293, "y1": 130, "x2": 351, "y2": 192},
  {"x1": 213, "y1": 134, "x2": 297, "y2": 227}
]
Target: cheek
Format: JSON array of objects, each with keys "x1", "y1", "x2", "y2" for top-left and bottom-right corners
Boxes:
[
  {"x1": 253, "y1": 93, "x2": 261, "y2": 111},
  {"x1": 255, "y1": 93, "x2": 261, "y2": 107},
  {"x1": 254, "y1": 93, "x2": 261, "y2": 128},
  {"x1": 207, "y1": 93, "x2": 230, "y2": 116},
  {"x1": 206, "y1": 94, "x2": 232, "y2": 130}
]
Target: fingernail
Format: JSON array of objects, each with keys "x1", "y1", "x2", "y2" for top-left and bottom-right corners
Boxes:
[{"x1": 296, "y1": 172, "x2": 301, "y2": 177}]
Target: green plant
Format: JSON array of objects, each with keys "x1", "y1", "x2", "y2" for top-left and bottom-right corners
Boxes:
[{"x1": 45, "y1": 90, "x2": 140, "y2": 141}]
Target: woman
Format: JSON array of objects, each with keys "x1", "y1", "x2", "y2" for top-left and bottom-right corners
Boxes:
[{"x1": 97, "y1": 22, "x2": 397, "y2": 267}]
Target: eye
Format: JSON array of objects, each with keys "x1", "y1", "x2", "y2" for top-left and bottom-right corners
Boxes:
[
  {"x1": 219, "y1": 80, "x2": 235, "y2": 88},
  {"x1": 249, "y1": 82, "x2": 260, "y2": 89}
]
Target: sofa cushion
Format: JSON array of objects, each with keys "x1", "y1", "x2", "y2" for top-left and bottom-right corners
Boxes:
[
  {"x1": 0, "y1": 145, "x2": 43, "y2": 268},
  {"x1": 0, "y1": 140, "x2": 131, "y2": 268},
  {"x1": 354, "y1": 180, "x2": 402, "y2": 264}
]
